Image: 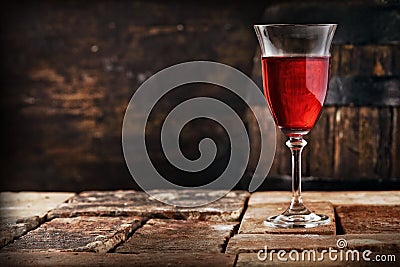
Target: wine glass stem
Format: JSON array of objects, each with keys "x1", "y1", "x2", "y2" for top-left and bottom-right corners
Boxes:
[{"x1": 286, "y1": 137, "x2": 307, "y2": 210}]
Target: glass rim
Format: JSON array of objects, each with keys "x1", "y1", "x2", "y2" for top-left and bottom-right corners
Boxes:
[{"x1": 254, "y1": 24, "x2": 337, "y2": 27}]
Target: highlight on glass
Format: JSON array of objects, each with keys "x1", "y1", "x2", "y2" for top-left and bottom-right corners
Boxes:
[{"x1": 254, "y1": 24, "x2": 337, "y2": 228}]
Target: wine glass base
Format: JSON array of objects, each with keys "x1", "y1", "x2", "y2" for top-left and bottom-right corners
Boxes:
[{"x1": 264, "y1": 213, "x2": 330, "y2": 228}]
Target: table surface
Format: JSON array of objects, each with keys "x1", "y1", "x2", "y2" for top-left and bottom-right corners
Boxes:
[{"x1": 0, "y1": 190, "x2": 399, "y2": 266}]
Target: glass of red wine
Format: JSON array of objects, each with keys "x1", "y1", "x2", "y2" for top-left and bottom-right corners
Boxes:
[{"x1": 254, "y1": 24, "x2": 337, "y2": 228}]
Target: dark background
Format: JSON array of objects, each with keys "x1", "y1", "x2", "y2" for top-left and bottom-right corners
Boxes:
[{"x1": 1, "y1": 0, "x2": 399, "y2": 192}]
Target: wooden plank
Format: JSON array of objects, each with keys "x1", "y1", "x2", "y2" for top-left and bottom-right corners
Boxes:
[
  {"x1": 369, "y1": 45, "x2": 394, "y2": 77},
  {"x1": 319, "y1": 44, "x2": 398, "y2": 106},
  {"x1": 339, "y1": 45, "x2": 355, "y2": 76},
  {"x1": 0, "y1": 217, "x2": 39, "y2": 250},
  {"x1": 325, "y1": 44, "x2": 399, "y2": 106},
  {"x1": 0, "y1": 192, "x2": 75, "y2": 248},
  {"x1": 358, "y1": 107, "x2": 379, "y2": 179},
  {"x1": 326, "y1": 76, "x2": 400, "y2": 106},
  {"x1": 0, "y1": 192, "x2": 75, "y2": 219},
  {"x1": 2, "y1": 216, "x2": 144, "y2": 253},
  {"x1": 333, "y1": 107, "x2": 360, "y2": 180},
  {"x1": 227, "y1": 234, "x2": 400, "y2": 255},
  {"x1": 248, "y1": 191, "x2": 400, "y2": 206},
  {"x1": 333, "y1": 107, "x2": 396, "y2": 179},
  {"x1": 48, "y1": 190, "x2": 249, "y2": 222},
  {"x1": 329, "y1": 45, "x2": 339, "y2": 77},
  {"x1": 308, "y1": 107, "x2": 336, "y2": 178},
  {"x1": 115, "y1": 219, "x2": 237, "y2": 254},
  {"x1": 336, "y1": 205, "x2": 400, "y2": 234},
  {"x1": 0, "y1": 252, "x2": 236, "y2": 267},
  {"x1": 238, "y1": 202, "x2": 335, "y2": 235},
  {"x1": 345, "y1": 45, "x2": 396, "y2": 77},
  {"x1": 392, "y1": 108, "x2": 400, "y2": 178},
  {"x1": 376, "y1": 108, "x2": 393, "y2": 179},
  {"x1": 344, "y1": 234, "x2": 400, "y2": 253}
]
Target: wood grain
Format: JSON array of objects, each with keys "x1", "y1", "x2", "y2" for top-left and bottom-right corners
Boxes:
[
  {"x1": 308, "y1": 107, "x2": 336, "y2": 178},
  {"x1": 2, "y1": 216, "x2": 144, "y2": 253},
  {"x1": 334, "y1": 107, "x2": 360, "y2": 180},
  {"x1": 0, "y1": 192, "x2": 75, "y2": 248},
  {"x1": 48, "y1": 190, "x2": 249, "y2": 222},
  {"x1": 358, "y1": 107, "x2": 379, "y2": 179},
  {"x1": 392, "y1": 108, "x2": 400, "y2": 178},
  {"x1": 336, "y1": 205, "x2": 400, "y2": 234},
  {"x1": 0, "y1": 252, "x2": 236, "y2": 267},
  {"x1": 115, "y1": 219, "x2": 237, "y2": 253},
  {"x1": 227, "y1": 234, "x2": 400, "y2": 255},
  {"x1": 376, "y1": 108, "x2": 393, "y2": 179}
]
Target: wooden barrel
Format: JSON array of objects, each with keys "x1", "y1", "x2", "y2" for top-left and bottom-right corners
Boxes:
[{"x1": 249, "y1": 0, "x2": 400, "y2": 188}]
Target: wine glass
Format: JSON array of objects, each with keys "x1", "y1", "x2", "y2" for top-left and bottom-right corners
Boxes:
[{"x1": 254, "y1": 24, "x2": 337, "y2": 228}]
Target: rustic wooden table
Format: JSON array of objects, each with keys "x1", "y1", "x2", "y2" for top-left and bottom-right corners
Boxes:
[{"x1": 0, "y1": 190, "x2": 399, "y2": 266}]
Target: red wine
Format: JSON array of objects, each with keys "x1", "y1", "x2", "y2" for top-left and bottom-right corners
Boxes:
[{"x1": 262, "y1": 56, "x2": 330, "y2": 136}]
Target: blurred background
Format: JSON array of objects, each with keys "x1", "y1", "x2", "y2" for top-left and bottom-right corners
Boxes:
[{"x1": 1, "y1": 0, "x2": 399, "y2": 192}]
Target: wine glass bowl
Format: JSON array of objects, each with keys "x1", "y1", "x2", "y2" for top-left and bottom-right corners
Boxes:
[
  {"x1": 261, "y1": 56, "x2": 330, "y2": 137},
  {"x1": 254, "y1": 24, "x2": 337, "y2": 228}
]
